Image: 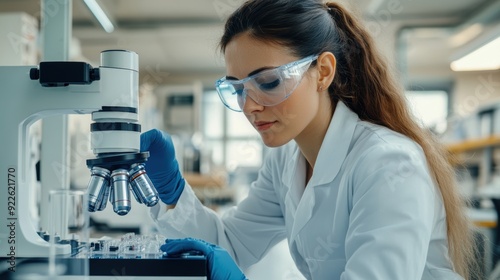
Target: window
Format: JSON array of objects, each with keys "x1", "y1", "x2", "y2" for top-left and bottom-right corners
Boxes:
[
  {"x1": 202, "y1": 90, "x2": 263, "y2": 171},
  {"x1": 406, "y1": 90, "x2": 449, "y2": 133}
]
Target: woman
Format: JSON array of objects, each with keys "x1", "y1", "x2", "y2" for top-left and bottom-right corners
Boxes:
[{"x1": 142, "y1": 0, "x2": 477, "y2": 279}]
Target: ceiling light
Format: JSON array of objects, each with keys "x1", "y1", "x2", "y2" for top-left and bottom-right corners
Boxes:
[
  {"x1": 451, "y1": 36, "x2": 500, "y2": 71},
  {"x1": 449, "y1": 23, "x2": 483, "y2": 47},
  {"x1": 83, "y1": 0, "x2": 114, "y2": 33}
]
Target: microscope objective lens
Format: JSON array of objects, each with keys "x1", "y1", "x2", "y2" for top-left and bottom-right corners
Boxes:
[
  {"x1": 110, "y1": 169, "x2": 131, "y2": 215},
  {"x1": 87, "y1": 166, "x2": 111, "y2": 212},
  {"x1": 129, "y1": 164, "x2": 159, "y2": 207}
]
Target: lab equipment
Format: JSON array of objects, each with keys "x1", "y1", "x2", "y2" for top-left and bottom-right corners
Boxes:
[
  {"x1": 89, "y1": 232, "x2": 163, "y2": 259},
  {"x1": 87, "y1": 166, "x2": 111, "y2": 212},
  {"x1": 161, "y1": 238, "x2": 246, "y2": 280},
  {"x1": 110, "y1": 169, "x2": 132, "y2": 216},
  {"x1": 129, "y1": 163, "x2": 160, "y2": 207},
  {"x1": 140, "y1": 129, "x2": 185, "y2": 205},
  {"x1": 0, "y1": 232, "x2": 207, "y2": 279},
  {"x1": 87, "y1": 164, "x2": 159, "y2": 215},
  {"x1": 215, "y1": 54, "x2": 318, "y2": 111},
  {"x1": 0, "y1": 50, "x2": 207, "y2": 280},
  {"x1": 0, "y1": 49, "x2": 154, "y2": 257},
  {"x1": 47, "y1": 189, "x2": 89, "y2": 277}
]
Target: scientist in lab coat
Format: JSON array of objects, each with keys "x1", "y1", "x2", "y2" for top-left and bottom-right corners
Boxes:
[{"x1": 141, "y1": 0, "x2": 478, "y2": 279}]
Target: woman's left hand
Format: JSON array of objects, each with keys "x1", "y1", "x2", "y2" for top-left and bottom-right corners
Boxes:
[{"x1": 161, "y1": 237, "x2": 247, "y2": 280}]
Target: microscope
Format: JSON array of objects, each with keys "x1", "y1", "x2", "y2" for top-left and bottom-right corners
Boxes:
[{"x1": 0, "y1": 50, "x2": 206, "y2": 279}]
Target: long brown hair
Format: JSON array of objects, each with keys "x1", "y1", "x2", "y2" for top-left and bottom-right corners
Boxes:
[{"x1": 219, "y1": 0, "x2": 477, "y2": 278}]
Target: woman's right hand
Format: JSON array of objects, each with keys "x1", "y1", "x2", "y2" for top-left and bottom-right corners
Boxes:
[{"x1": 140, "y1": 129, "x2": 185, "y2": 205}]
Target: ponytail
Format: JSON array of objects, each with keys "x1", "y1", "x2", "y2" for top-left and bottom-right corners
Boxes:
[{"x1": 324, "y1": 2, "x2": 402, "y2": 127}]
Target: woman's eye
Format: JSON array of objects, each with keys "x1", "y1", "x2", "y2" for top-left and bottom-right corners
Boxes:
[
  {"x1": 233, "y1": 84, "x2": 244, "y2": 95},
  {"x1": 259, "y1": 79, "x2": 280, "y2": 90}
]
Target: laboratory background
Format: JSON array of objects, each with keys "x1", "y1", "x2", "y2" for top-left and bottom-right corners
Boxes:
[{"x1": 0, "y1": 0, "x2": 499, "y2": 279}]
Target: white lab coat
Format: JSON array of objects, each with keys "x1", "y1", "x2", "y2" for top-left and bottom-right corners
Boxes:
[{"x1": 150, "y1": 101, "x2": 461, "y2": 280}]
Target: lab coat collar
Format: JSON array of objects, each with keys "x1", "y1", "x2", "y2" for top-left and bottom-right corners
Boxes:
[
  {"x1": 310, "y1": 101, "x2": 359, "y2": 186},
  {"x1": 286, "y1": 101, "x2": 359, "y2": 259},
  {"x1": 283, "y1": 101, "x2": 359, "y2": 188}
]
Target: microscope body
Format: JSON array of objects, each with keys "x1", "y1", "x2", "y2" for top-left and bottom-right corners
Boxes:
[{"x1": 0, "y1": 50, "x2": 146, "y2": 257}]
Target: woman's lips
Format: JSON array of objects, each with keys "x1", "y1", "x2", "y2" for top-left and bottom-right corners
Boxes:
[{"x1": 255, "y1": 121, "x2": 277, "y2": 131}]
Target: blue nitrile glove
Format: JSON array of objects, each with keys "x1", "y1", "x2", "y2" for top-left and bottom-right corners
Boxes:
[
  {"x1": 161, "y1": 238, "x2": 247, "y2": 280},
  {"x1": 140, "y1": 129, "x2": 185, "y2": 205}
]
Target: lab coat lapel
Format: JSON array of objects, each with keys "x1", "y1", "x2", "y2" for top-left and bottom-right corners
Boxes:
[
  {"x1": 283, "y1": 146, "x2": 304, "y2": 221},
  {"x1": 289, "y1": 101, "x2": 359, "y2": 244},
  {"x1": 309, "y1": 101, "x2": 359, "y2": 187}
]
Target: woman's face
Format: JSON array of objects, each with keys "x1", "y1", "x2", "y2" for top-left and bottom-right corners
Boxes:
[{"x1": 224, "y1": 33, "x2": 325, "y2": 147}]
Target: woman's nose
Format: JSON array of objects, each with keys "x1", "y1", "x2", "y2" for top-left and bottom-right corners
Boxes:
[{"x1": 242, "y1": 91, "x2": 264, "y2": 114}]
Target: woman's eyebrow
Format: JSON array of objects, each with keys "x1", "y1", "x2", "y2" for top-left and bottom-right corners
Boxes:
[{"x1": 226, "y1": 66, "x2": 275, "y2": 80}]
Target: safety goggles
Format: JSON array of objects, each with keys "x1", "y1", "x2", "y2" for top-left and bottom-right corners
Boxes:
[{"x1": 215, "y1": 55, "x2": 319, "y2": 112}]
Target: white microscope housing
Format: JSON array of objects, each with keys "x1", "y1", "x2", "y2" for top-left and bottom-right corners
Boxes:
[{"x1": 0, "y1": 50, "x2": 157, "y2": 258}]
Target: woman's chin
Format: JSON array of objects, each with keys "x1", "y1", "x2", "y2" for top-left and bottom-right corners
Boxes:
[{"x1": 260, "y1": 133, "x2": 290, "y2": 148}]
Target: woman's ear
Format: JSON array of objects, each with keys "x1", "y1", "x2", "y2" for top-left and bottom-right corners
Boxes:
[{"x1": 316, "y1": 52, "x2": 336, "y2": 91}]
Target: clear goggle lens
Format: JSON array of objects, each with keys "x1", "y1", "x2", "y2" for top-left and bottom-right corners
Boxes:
[{"x1": 216, "y1": 55, "x2": 318, "y2": 112}]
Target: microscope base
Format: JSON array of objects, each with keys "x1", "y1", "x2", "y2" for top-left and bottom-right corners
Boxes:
[{"x1": 0, "y1": 257, "x2": 207, "y2": 279}]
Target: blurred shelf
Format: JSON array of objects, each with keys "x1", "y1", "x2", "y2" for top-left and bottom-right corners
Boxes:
[
  {"x1": 183, "y1": 172, "x2": 226, "y2": 188},
  {"x1": 446, "y1": 135, "x2": 500, "y2": 154},
  {"x1": 475, "y1": 220, "x2": 497, "y2": 228},
  {"x1": 468, "y1": 207, "x2": 497, "y2": 229}
]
